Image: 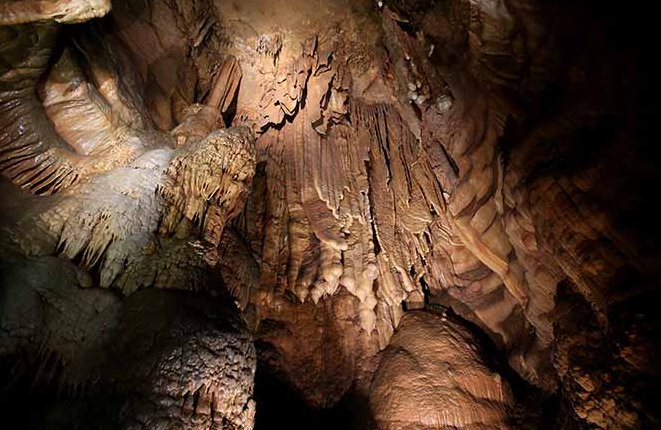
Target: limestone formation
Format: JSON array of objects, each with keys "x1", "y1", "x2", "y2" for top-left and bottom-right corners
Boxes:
[
  {"x1": 0, "y1": 0, "x2": 111, "y2": 25},
  {"x1": 370, "y1": 310, "x2": 514, "y2": 430},
  {"x1": 0, "y1": 256, "x2": 256, "y2": 430},
  {"x1": 0, "y1": 0, "x2": 657, "y2": 429}
]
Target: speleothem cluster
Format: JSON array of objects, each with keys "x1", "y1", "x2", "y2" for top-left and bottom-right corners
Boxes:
[{"x1": 0, "y1": 1, "x2": 657, "y2": 430}]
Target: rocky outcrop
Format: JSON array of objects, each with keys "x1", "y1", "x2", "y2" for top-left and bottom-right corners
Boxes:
[
  {"x1": 0, "y1": 1, "x2": 256, "y2": 296},
  {"x1": 159, "y1": 127, "x2": 256, "y2": 246},
  {"x1": 370, "y1": 310, "x2": 514, "y2": 430},
  {"x1": 0, "y1": 256, "x2": 256, "y2": 430},
  {"x1": 0, "y1": 0, "x2": 657, "y2": 429},
  {"x1": 106, "y1": 0, "x2": 227, "y2": 130},
  {"x1": 0, "y1": 0, "x2": 110, "y2": 25},
  {"x1": 0, "y1": 20, "x2": 155, "y2": 194}
]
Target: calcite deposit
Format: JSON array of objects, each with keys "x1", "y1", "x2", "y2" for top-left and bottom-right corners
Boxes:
[
  {"x1": 370, "y1": 310, "x2": 514, "y2": 430},
  {"x1": 0, "y1": 0, "x2": 657, "y2": 429}
]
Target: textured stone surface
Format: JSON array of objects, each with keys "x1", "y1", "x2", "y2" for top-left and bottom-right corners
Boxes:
[
  {"x1": 370, "y1": 310, "x2": 514, "y2": 430},
  {"x1": 0, "y1": 256, "x2": 256, "y2": 430},
  {"x1": 0, "y1": 0, "x2": 658, "y2": 429},
  {"x1": 0, "y1": 0, "x2": 110, "y2": 25}
]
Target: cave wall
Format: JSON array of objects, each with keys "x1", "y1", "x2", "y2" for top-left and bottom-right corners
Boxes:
[
  {"x1": 219, "y1": 0, "x2": 658, "y2": 426},
  {"x1": 0, "y1": 0, "x2": 658, "y2": 429}
]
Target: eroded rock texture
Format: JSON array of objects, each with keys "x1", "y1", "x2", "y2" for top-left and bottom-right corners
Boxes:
[
  {"x1": 370, "y1": 310, "x2": 514, "y2": 430},
  {"x1": 1, "y1": 1, "x2": 257, "y2": 428},
  {"x1": 0, "y1": 0, "x2": 657, "y2": 429},
  {"x1": 0, "y1": 256, "x2": 256, "y2": 430}
]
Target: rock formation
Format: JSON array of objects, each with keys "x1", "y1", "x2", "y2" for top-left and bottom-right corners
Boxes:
[
  {"x1": 370, "y1": 310, "x2": 514, "y2": 430},
  {"x1": 0, "y1": 256, "x2": 256, "y2": 430},
  {"x1": 0, "y1": 0, "x2": 657, "y2": 429}
]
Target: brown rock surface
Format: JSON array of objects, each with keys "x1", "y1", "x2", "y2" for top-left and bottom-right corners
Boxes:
[
  {"x1": 370, "y1": 310, "x2": 514, "y2": 430},
  {"x1": 0, "y1": 0, "x2": 658, "y2": 429}
]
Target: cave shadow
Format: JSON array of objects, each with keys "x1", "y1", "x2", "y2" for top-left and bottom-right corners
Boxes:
[
  {"x1": 0, "y1": 374, "x2": 124, "y2": 430},
  {"x1": 253, "y1": 363, "x2": 373, "y2": 430}
]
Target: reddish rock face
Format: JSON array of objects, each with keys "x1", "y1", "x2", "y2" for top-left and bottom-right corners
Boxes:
[{"x1": 0, "y1": 0, "x2": 657, "y2": 429}]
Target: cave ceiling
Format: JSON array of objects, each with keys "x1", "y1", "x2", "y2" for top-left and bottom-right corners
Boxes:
[{"x1": 0, "y1": 0, "x2": 658, "y2": 429}]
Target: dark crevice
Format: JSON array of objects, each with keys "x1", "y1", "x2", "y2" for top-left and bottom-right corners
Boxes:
[{"x1": 252, "y1": 360, "x2": 371, "y2": 430}]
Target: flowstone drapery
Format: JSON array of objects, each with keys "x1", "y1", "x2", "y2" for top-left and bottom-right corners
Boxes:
[{"x1": 0, "y1": 1, "x2": 657, "y2": 429}]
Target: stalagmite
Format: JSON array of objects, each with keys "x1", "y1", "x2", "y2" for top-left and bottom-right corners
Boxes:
[{"x1": 370, "y1": 311, "x2": 515, "y2": 429}]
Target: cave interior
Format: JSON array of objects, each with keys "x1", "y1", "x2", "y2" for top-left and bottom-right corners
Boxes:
[{"x1": 0, "y1": 0, "x2": 658, "y2": 429}]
